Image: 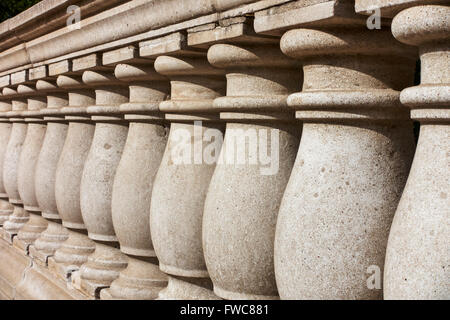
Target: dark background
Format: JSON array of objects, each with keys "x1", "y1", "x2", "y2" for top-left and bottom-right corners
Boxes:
[{"x1": 0, "y1": 0, "x2": 42, "y2": 22}]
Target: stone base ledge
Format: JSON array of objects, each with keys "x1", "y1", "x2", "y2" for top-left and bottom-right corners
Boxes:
[
  {"x1": 29, "y1": 245, "x2": 52, "y2": 267},
  {"x1": 15, "y1": 263, "x2": 88, "y2": 300},
  {"x1": 1, "y1": 228, "x2": 16, "y2": 244},
  {"x1": 0, "y1": 238, "x2": 32, "y2": 300},
  {"x1": 47, "y1": 257, "x2": 78, "y2": 283},
  {"x1": 12, "y1": 237, "x2": 31, "y2": 255},
  {"x1": 0, "y1": 237, "x2": 89, "y2": 300},
  {"x1": 355, "y1": 0, "x2": 450, "y2": 17}
]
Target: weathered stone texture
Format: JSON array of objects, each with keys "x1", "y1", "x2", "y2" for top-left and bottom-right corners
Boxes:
[{"x1": 0, "y1": 0, "x2": 447, "y2": 301}]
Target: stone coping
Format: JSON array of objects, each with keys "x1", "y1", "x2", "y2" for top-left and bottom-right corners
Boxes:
[
  {"x1": 355, "y1": 0, "x2": 450, "y2": 17},
  {"x1": 0, "y1": 0, "x2": 132, "y2": 51},
  {"x1": 0, "y1": 0, "x2": 293, "y2": 76},
  {"x1": 2, "y1": 0, "x2": 438, "y2": 78}
]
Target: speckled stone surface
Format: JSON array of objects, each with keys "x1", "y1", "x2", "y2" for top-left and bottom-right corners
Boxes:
[
  {"x1": 112, "y1": 121, "x2": 168, "y2": 256},
  {"x1": 275, "y1": 26, "x2": 417, "y2": 299},
  {"x1": 55, "y1": 120, "x2": 96, "y2": 231},
  {"x1": 78, "y1": 241, "x2": 127, "y2": 298},
  {"x1": 0, "y1": 0, "x2": 447, "y2": 302},
  {"x1": 80, "y1": 120, "x2": 129, "y2": 241},
  {"x1": 17, "y1": 98, "x2": 47, "y2": 213},
  {"x1": 384, "y1": 4, "x2": 450, "y2": 300},
  {"x1": 203, "y1": 41, "x2": 301, "y2": 300},
  {"x1": 35, "y1": 120, "x2": 68, "y2": 220},
  {"x1": 2, "y1": 96, "x2": 29, "y2": 237},
  {"x1": 79, "y1": 76, "x2": 129, "y2": 242},
  {"x1": 50, "y1": 229, "x2": 95, "y2": 281},
  {"x1": 109, "y1": 62, "x2": 169, "y2": 299},
  {"x1": 106, "y1": 257, "x2": 168, "y2": 300},
  {"x1": 3, "y1": 104, "x2": 27, "y2": 207},
  {"x1": 0, "y1": 100, "x2": 13, "y2": 225},
  {"x1": 151, "y1": 54, "x2": 225, "y2": 299},
  {"x1": 31, "y1": 86, "x2": 70, "y2": 263},
  {"x1": 52, "y1": 74, "x2": 97, "y2": 281},
  {"x1": 15, "y1": 91, "x2": 48, "y2": 248},
  {"x1": 79, "y1": 69, "x2": 129, "y2": 298}
]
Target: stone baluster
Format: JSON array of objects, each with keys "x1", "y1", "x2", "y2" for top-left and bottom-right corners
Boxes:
[
  {"x1": 2, "y1": 83, "x2": 29, "y2": 240},
  {"x1": 0, "y1": 87, "x2": 14, "y2": 225},
  {"x1": 274, "y1": 26, "x2": 417, "y2": 299},
  {"x1": 50, "y1": 64, "x2": 96, "y2": 282},
  {"x1": 78, "y1": 55, "x2": 129, "y2": 299},
  {"x1": 150, "y1": 49, "x2": 225, "y2": 299},
  {"x1": 202, "y1": 31, "x2": 301, "y2": 300},
  {"x1": 103, "y1": 49, "x2": 170, "y2": 299},
  {"x1": 29, "y1": 72, "x2": 70, "y2": 265},
  {"x1": 14, "y1": 79, "x2": 49, "y2": 252},
  {"x1": 6, "y1": 70, "x2": 52, "y2": 251},
  {"x1": 384, "y1": 4, "x2": 449, "y2": 300}
]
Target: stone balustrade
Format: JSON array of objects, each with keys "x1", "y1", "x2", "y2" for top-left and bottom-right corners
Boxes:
[
  {"x1": 77, "y1": 55, "x2": 130, "y2": 298},
  {"x1": 12, "y1": 74, "x2": 49, "y2": 254},
  {"x1": 30, "y1": 72, "x2": 70, "y2": 266},
  {"x1": 0, "y1": 0, "x2": 447, "y2": 300},
  {"x1": 0, "y1": 90, "x2": 13, "y2": 226},
  {"x1": 150, "y1": 40, "x2": 225, "y2": 300},
  {"x1": 1, "y1": 78, "x2": 29, "y2": 241},
  {"x1": 50, "y1": 66, "x2": 96, "y2": 282}
]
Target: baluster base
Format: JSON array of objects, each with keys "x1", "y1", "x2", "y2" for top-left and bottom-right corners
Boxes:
[
  {"x1": 101, "y1": 256, "x2": 168, "y2": 300},
  {"x1": 2, "y1": 206, "x2": 29, "y2": 243},
  {"x1": 157, "y1": 275, "x2": 220, "y2": 300},
  {"x1": 78, "y1": 241, "x2": 127, "y2": 299},
  {"x1": 49, "y1": 229, "x2": 96, "y2": 281},
  {"x1": 0, "y1": 199, "x2": 13, "y2": 226},
  {"x1": 13, "y1": 212, "x2": 47, "y2": 254},
  {"x1": 29, "y1": 220, "x2": 69, "y2": 266}
]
